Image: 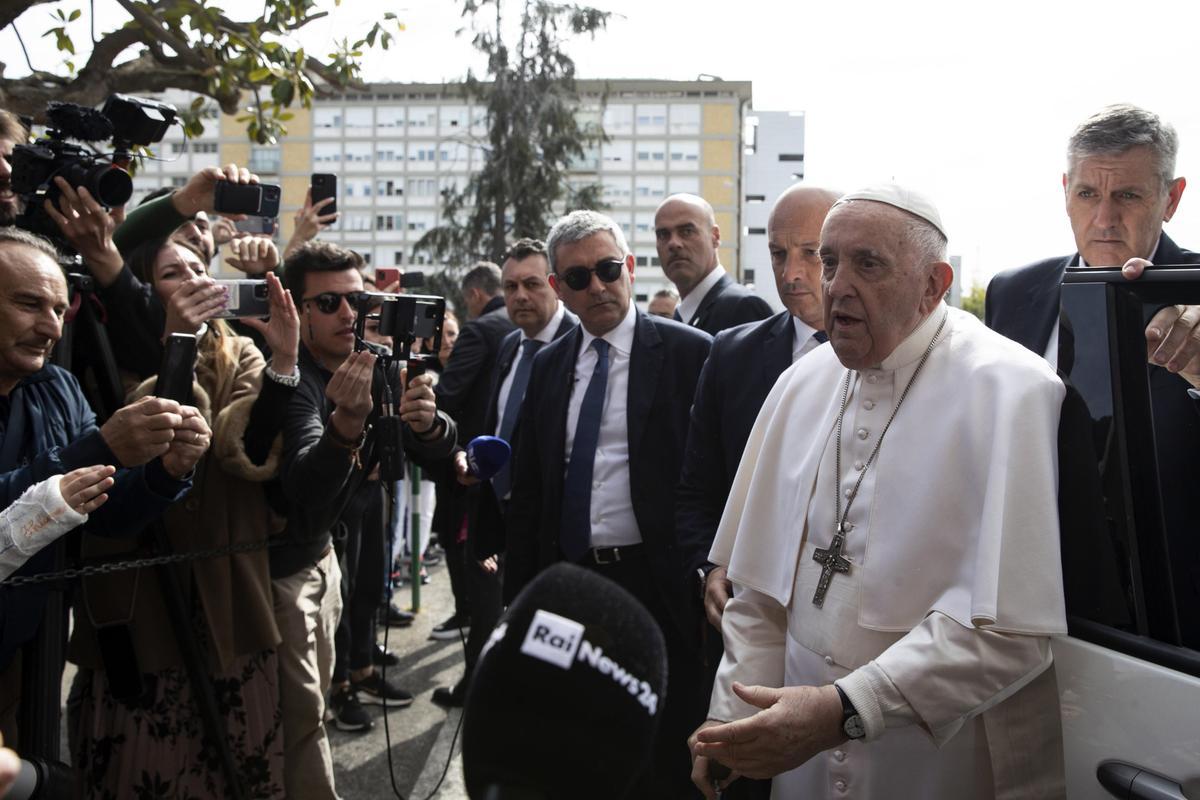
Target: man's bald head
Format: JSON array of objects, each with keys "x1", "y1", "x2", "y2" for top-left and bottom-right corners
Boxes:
[
  {"x1": 654, "y1": 193, "x2": 720, "y2": 297},
  {"x1": 766, "y1": 186, "x2": 840, "y2": 328}
]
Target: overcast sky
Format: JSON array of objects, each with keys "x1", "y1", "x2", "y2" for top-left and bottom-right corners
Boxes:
[{"x1": 5, "y1": 0, "x2": 1200, "y2": 288}]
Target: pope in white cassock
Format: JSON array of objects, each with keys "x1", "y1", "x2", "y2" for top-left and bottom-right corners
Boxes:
[{"x1": 690, "y1": 185, "x2": 1069, "y2": 799}]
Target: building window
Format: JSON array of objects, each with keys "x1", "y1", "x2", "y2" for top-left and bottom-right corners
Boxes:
[
  {"x1": 248, "y1": 147, "x2": 281, "y2": 174},
  {"x1": 636, "y1": 104, "x2": 667, "y2": 134},
  {"x1": 744, "y1": 269, "x2": 756, "y2": 282},
  {"x1": 635, "y1": 255, "x2": 649, "y2": 267},
  {"x1": 603, "y1": 104, "x2": 634, "y2": 134},
  {"x1": 747, "y1": 227, "x2": 766, "y2": 235},
  {"x1": 191, "y1": 143, "x2": 218, "y2": 154},
  {"x1": 669, "y1": 104, "x2": 701, "y2": 135},
  {"x1": 778, "y1": 154, "x2": 805, "y2": 162},
  {"x1": 746, "y1": 194, "x2": 766, "y2": 202}
]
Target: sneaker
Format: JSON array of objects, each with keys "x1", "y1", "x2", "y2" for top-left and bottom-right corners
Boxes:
[
  {"x1": 373, "y1": 644, "x2": 400, "y2": 668},
  {"x1": 429, "y1": 613, "x2": 470, "y2": 641},
  {"x1": 352, "y1": 671, "x2": 415, "y2": 707},
  {"x1": 378, "y1": 603, "x2": 415, "y2": 628},
  {"x1": 422, "y1": 551, "x2": 442, "y2": 567},
  {"x1": 329, "y1": 686, "x2": 373, "y2": 732}
]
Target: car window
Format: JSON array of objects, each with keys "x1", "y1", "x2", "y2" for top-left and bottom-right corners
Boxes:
[{"x1": 1060, "y1": 267, "x2": 1200, "y2": 675}]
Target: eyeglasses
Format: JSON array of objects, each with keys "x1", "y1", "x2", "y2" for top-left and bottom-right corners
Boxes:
[
  {"x1": 301, "y1": 291, "x2": 368, "y2": 314},
  {"x1": 557, "y1": 259, "x2": 625, "y2": 292}
]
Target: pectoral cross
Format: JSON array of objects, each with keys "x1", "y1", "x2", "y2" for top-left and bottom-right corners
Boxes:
[{"x1": 812, "y1": 523, "x2": 853, "y2": 608}]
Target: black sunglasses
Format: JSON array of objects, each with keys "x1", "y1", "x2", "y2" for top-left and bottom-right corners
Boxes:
[
  {"x1": 302, "y1": 291, "x2": 368, "y2": 314},
  {"x1": 558, "y1": 258, "x2": 625, "y2": 291}
]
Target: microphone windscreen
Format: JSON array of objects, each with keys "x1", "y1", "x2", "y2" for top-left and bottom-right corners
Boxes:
[
  {"x1": 466, "y1": 436, "x2": 511, "y2": 480},
  {"x1": 462, "y1": 563, "x2": 667, "y2": 800}
]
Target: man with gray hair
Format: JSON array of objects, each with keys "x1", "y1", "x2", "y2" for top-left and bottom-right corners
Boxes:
[
  {"x1": 988, "y1": 104, "x2": 1198, "y2": 376},
  {"x1": 504, "y1": 209, "x2": 712, "y2": 795},
  {"x1": 647, "y1": 286, "x2": 680, "y2": 318},
  {"x1": 691, "y1": 185, "x2": 1067, "y2": 799}
]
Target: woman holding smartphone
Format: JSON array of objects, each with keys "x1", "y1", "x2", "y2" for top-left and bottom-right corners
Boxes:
[{"x1": 67, "y1": 237, "x2": 299, "y2": 799}]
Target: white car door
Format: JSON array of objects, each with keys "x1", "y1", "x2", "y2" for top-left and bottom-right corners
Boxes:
[{"x1": 1057, "y1": 268, "x2": 1200, "y2": 800}]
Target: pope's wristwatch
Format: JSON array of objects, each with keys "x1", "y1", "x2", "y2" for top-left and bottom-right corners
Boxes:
[{"x1": 834, "y1": 684, "x2": 865, "y2": 740}]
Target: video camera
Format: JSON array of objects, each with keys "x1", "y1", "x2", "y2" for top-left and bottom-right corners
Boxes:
[
  {"x1": 12, "y1": 94, "x2": 176, "y2": 240},
  {"x1": 353, "y1": 292, "x2": 446, "y2": 373}
]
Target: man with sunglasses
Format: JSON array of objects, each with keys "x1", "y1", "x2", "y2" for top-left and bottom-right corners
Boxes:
[
  {"x1": 273, "y1": 241, "x2": 456, "y2": 800},
  {"x1": 503, "y1": 210, "x2": 713, "y2": 796},
  {"x1": 655, "y1": 193, "x2": 773, "y2": 335}
]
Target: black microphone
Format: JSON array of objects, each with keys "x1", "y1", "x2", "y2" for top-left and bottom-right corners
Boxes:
[{"x1": 462, "y1": 563, "x2": 667, "y2": 800}]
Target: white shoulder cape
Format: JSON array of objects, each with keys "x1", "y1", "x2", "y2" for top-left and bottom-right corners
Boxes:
[{"x1": 709, "y1": 306, "x2": 1068, "y2": 635}]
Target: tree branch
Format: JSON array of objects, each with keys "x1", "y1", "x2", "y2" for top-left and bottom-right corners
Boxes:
[
  {"x1": 0, "y1": 0, "x2": 58, "y2": 32},
  {"x1": 112, "y1": 0, "x2": 209, "y2": 70}
]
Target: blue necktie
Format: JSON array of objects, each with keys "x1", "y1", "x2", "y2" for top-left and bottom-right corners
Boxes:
[
  {"x1": 491, "y1": 339, "x2": 542, "y2": 500},
  {"x1": 560, "y1": 339, "x2": 610, "y2": 561},
  {"x1": 813, "y1": 330, "x2": 829, "y2": 344}
]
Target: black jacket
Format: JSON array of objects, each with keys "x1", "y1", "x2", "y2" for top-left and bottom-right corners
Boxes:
[
  {"x1": 435, "y1": 295, "x2": 517, "y2": 442},
  {"x1": 676, "y1": 310, "x2": 794, "y2": 578},
  {"x1": 686, "y1": 273, "x2": 773, "y2": 337},
  {"x1": 503, "y1": 312, "x2": 712, "y2": 640},
  {"x1": 273, "y1": 345, "x2": 456, "y2": 578}
]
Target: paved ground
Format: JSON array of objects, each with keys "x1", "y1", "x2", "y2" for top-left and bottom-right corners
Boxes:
[{"x1": 331, "y1": 558, "x2": 469, "y2": 800}]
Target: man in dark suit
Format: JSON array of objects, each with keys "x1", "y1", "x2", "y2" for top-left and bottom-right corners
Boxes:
[
  {"x1": 986, "y1": 104, "x2": 1200, "y2": 647},
  {"x1": 432, "y1": 238, "x2": 577, "y2": 707},
  {"x1": 432, "y1": 262, "x2": 516, "y2": 641},
  {"x1": 655, "y1": 193, "x2": 773, "y2": 335},
  {"x1": 505, "y1": 210, "x2": 712, "y2": 795}
]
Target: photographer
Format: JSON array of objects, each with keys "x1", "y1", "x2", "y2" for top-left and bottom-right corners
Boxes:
[
  {"x1": 0, "y1": 227, "x2": 206, "y2": 753},
  {"x1": 66, "y1": 234, "x2": 299, "y2": 798},
  {"x1": 43, "y1": 165, "x2": 278, "y2": 382},
  {"x1": 0, "y1": 111, "x2": 24, "y2": 227},
  {"x1": 275, "y1": 242, "x2": 455, "y2": 800}
]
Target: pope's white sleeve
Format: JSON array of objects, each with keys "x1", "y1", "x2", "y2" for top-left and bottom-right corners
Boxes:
[
  {"x1": 836, "y1": 611, "x2": 1052, "y2": 745},
  {"x1": 0, "y1": 475, "x2": 88, "y2": 581},
  {"x1": 707, "y1": 583, "x2": 788, "y2": 722}
]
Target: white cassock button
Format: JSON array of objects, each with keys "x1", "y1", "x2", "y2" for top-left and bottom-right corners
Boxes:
[
  {"x1": 867, "y1": 374, "x2": 878, "y2": 383},
  {"x1": 843, "y1": 488, "x2": 852, "y2": 498},
  {"x1": 592, "y1": 481, "x2": 600, "y2": 489},
  {"x1": 854, "y1": 461, "x2": 864, "y2": 471},
  {"x1": 856, "y1": 428, "x2": 868, "y2": 440},
  {"x1": 823, "y1": 655, "x2": 834, "y2": 666},
  {"x1": 835, "y1": 780, "x2": 847, "y2": 792},
  {"x1": 834, "y1": 750, "x2": 846, "y2": 762},
  {"x1": 863, "y1": 400, "x2": 875, "y2": 410}
]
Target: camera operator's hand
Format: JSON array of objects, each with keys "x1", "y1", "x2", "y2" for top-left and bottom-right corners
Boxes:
[
  {"x1": 43, "y1": 178, "x2": 123, "y2": 287},
  {"x1": 284, "y1": 188, "x2": 338, "y2": 259},
  {"x1": 240, "y1": 272, "x2": 299, "y2": 375},
  {"x1": 164, "y1": 275, "x2": 227, "y2": 337},
  {"x1": 226, "y1": 234, "x2": 280, "y2": 276},
  {"x1": 172, "y1": 164, "x2": 258, "y2": 218},
  {"x1": 326, "y1": 350, "x2": 377, "y2": 441},
  {"x1": 453, "y1": 449, "x2": 479, "y2": 487},
  {"x1": 100, "y1": 396, "x2": 185, "y2": 467},
  {"x1": 211, "y1": 216, "x2": 239, "y2": 248},
  {"x1": 399, "y1": 369, "x2": 438, "y2": 435},
  {"x1": 59, "y1": 464, "x2": 117, "y2": 516},
  {"x1": 160, "y1": 405, "x2": 212, "y2": 479}
]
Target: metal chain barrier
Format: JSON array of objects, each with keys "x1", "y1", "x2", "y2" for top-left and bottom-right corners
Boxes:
[{"x1": 1, "y1": 534, "x2": 325, "y2": 587}]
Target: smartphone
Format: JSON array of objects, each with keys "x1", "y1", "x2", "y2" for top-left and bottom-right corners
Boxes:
[
  {"x1": 375, "y1": 267, "x2": 401, "y2": 289},
  {"x1": 311, "y1": 173, "x2": 337, "y2": 216},
  {"x1": 213, "y1": 279, "x2": 271, "y2": 319},
  {"x1": 155, "y1": 333, "x2": 198, "y2": 405},
  {"x1": 234, "y1": 216, "x2": 276, "y2": 235},
  {"x1": 213, "y1": 181, "x2": 282, "y2": 217},
  {"x1": 401, "y1": 271, "x2": 425, "y2": 289}
]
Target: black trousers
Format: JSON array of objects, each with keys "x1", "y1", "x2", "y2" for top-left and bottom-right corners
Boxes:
[
  {"x1": 583, "y1": 553, "x2": 705, "y2": 800},
  {"x1": 334, "y1": 482, "x2": 386, "y2": 681}
]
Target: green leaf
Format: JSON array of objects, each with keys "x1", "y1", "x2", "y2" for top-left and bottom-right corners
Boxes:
[
  {"x1": 68, "y1": 9, "x2": 81, "y2": 21},
  {"x1": 248, "y1": 67, "x2": 273, "y2": 82}
]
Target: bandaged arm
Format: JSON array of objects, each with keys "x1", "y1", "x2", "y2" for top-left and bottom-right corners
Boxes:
[{"x1": 0, "y1": 475, "x2": 87, "y2": 581}]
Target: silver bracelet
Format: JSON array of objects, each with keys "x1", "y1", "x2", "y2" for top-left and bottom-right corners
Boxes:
[{"x1": 265, "y1": 362, "x2": 301, "y2": 387}]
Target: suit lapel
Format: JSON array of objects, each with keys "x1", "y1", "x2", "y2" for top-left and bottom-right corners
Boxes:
[
  {"x1": 485, "y1": 332, "x2": 522, "y2": 434},
  {"x1": 1024, "y1": 257, "x2": 1068, "y2": 354},
  {"x1": 691, "y1": 274, "x2": 730, "y2": 327},
  {"x1": 626, "y1": 313, "x2": 663, "y2": 467},
  {"x1": 763, "y1": 311, "x2": 794, "y2": 385}
]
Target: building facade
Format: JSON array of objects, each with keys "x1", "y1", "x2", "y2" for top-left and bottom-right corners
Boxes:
[{"x1": 133, "y1": 80, "x2": 753, "y2": 304}]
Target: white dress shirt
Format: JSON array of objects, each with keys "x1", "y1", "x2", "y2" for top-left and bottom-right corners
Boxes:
[
  {"x1": 494, "y1": 302, "x2": 565, "y2": 437},
  {"x1": 790, "y1": 316, "x2": 825, "y2": 363},
  {"x1": 563, "y1": 304, "x2": 640, "y2": 548},
  {"x1": 676, "y1": 264, "x2": 727, "y2": 325}
]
